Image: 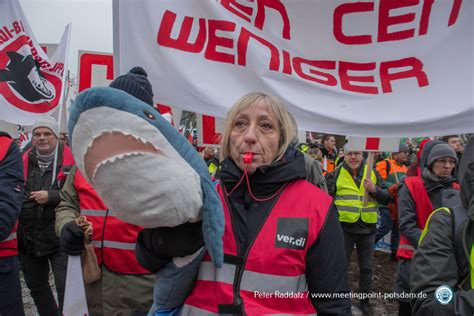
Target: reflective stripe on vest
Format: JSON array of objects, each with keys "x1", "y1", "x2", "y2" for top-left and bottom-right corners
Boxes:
[
  {"x1": 184, "y1": 180, "x2": 332, "y2": 314},
  {"x1": 0, "y1": 222, "x2": 18, "y2": 257},
  {"x1": 335, "y1": 166, "x2": 378, "y2": 224},
  {"x1": 4, "y1": 232, "x2": 17, "y2": 242},
  {"x1": 74, "y1": 169, "x2": 149, "y2": 275},
  {"x1": 196, "y1": 261, "x2": 308, "y2": 294}
]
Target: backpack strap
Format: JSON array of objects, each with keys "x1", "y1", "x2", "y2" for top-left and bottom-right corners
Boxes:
[{"x1": 385, "y1": 159, "x2": 391, "y2": 178}]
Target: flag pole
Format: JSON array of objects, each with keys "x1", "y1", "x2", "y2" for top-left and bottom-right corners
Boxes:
[{"x1": 51, "y1": 24, "x2": 72, "y2": 187}]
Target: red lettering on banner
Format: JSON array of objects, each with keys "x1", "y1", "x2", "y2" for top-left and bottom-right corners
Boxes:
[
  {"x1": 220, "y1": 0, "x2": 253, "y2": 22},
  {"x1": 333, "y1": 2, "x2": 374, "y2": 45},
  {"x1": 365, "y1": 138, "x2": 381, "y2": 150},
  {"x1": 419, "y1": 0, "x2": 434, "y2": 35},
  {"x1": 380, "y1": 57, "x2": 429, "y2": 93},
  {"x1": 339, "y1": 62, "x2": 378, "y2": 94},
  {"x1": 157, "y1": 10, "x2": 206, "y2": 53},
  {"x1": 237, "y1": 27, "x2": 280, "y2": 71},
  {"x1": 205, "y1": 20, "x2": 236, "y2": 64},
  {"x1": 219, "y1": 0, "x2": 291, "y2": 40},
  {"x1": 448, "y1": 0, "x2": 462, "y2": 26},
  {"x1": 282, "y1": 50, "x2": 292, "y2": 75},
  {"x1": 293, "y1": 58, "x2": 337, "y2": 86},
  {"x1": 378, "y1": 0, "x2": 418, "y2": 42},
  {"x1": 156, "y1": 10, "x2": 433, "y2": 95},
  {"x1": 255, "y1": 0, "x2": 291, "y2": 39},
  {"x1": 333, "y1": 0, "x2": 464, "y2": 44}
]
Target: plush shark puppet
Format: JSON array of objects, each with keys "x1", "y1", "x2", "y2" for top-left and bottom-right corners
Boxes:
[{"x1": 68, "y1": 87, "x2": 223, "y2": 267}]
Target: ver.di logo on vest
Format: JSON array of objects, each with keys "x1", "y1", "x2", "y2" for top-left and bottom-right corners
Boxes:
[{"x1": 275, "y1": 218, "x2": 308, "y2": 250}]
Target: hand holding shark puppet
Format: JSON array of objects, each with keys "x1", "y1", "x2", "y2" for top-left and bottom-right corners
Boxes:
[{"x1": 68, "y1": 87, "x2": 224, "y2": 269}]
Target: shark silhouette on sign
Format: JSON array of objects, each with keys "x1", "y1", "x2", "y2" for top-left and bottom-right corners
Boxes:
[{"x1": 0, "y1": 51, "x2": 54, "y2": 103}]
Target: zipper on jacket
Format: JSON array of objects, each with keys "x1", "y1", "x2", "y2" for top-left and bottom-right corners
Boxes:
[{"x1": 226, "y1": 182, "x2": 288, "y2": 315}]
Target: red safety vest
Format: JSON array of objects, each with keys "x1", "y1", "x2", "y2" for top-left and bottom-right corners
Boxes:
[
  {"x1": 0, "y1": 137, "x2": 19, "y2": 257},
  {"x1": 22, "y1": 144, "x2": 75, "y2": 184},
  {"x1": 183, "y1": 180, "x2": 332, "y2": 315},
  {"x1": 74, "y1": 170, "x2": 150, "y2": 275},
  {"x1": 397, "y1": 176, "x2": 460, "y2": 260}
]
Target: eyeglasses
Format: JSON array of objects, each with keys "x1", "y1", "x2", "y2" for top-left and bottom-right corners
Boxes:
[
  {"x1": 435, "y1": 158, "x2": 457, "y2": 166},
  {"x1": 346, "y1": 152, "x2": 362, "y2": 157}
]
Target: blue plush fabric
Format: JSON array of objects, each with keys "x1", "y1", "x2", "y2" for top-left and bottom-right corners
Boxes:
[
  {"x1": 69, "y1": 88, "x2": 224, "y2": 311},
  {"x1": 69, "y1": 87, "x2": 224, "y2": 267}
]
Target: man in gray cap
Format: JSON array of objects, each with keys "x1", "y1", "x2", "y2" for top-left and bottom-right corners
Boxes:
[
  {"x1": 19, "y1": 116, "x2": 74, "y2": 315},
  {"x1": 395, "y1": 140, "x2": 461, "y2": 315}
]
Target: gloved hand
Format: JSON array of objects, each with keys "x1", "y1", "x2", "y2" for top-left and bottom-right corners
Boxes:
[
  {"x1": 60, "y1": 221, "x2": 85, "y2": 255},
  {"x1": 140, "y1": 221, "x2": 204, "y2": 259}
]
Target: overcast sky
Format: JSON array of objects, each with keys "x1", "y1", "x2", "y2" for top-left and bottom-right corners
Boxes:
[{"x1": 20, "y1": 0, "x2": 114, "y2": 74}]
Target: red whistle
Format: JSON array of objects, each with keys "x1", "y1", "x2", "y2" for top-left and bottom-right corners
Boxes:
[{"x1": 243, "y1": 152, "x2": 253, "y2": 164}]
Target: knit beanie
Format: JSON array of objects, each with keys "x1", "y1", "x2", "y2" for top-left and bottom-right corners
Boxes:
[
  {"x1": 32, "y1": 116, "x2": 59, "y2": 139},
  {"x1": 109, "y1": 66, "x2": 154, "y2": 106},
  {"x1": 397, "y1": 143, "x2": 409, "y2": 153},
  {"x1": 426, "y1": 143, "x2": 458, "y2": 168}
]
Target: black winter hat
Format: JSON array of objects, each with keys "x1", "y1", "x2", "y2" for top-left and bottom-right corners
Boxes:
[{"x1": 109, "y1": 66, "x2": 154, "y2": 106}]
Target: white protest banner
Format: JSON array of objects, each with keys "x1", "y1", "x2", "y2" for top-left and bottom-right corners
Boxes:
[
  {"x1": 0, "y1": 0, "x2": 70, "y2": 125},
  {"x1": 114, "y1": 0, "x2": 473, "y2": 137},
  {"x1": 346, "y1": 136, "x2": 400, "y2": 152}
]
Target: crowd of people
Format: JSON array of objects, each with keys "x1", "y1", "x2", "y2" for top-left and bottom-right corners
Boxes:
[{"x1": 0, "y1": 65, "x2": 472, "y2": 316}]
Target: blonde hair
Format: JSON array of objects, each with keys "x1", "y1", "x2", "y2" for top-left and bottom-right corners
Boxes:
[{"x1": 220, "y1": 92, "x2": 298, "y2": 162}]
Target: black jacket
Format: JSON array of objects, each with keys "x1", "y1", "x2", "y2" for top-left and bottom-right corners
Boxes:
[
  {"x1": 137, "y1": 149, "x2": 351, "y2": 315},
  {"x1": 0, "y1": 132, "x2": 24, "y2": 273},
  {"x1": 19, "y1": 143, "x2": 67, "y2": 257},
  {"x1": 410, "y1": 138, "x2": 474, "y2": 315},
  {"x1": 219, "y1": 149, "x2": 351, "y2": 315}
]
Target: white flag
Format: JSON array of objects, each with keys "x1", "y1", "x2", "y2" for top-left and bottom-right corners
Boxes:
[
  {"x1": 0, "y1": 0, "x2": 70, "y2": 125},
  {"x1": 63, "y1": 256, "x2": 89, "y2": 316}
]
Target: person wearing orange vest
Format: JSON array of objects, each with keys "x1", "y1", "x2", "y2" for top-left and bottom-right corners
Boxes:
[
  {"x1": 55, "y1": 166, "x2": 154, "y2": 315},
  {"x1": 410, "y1": 137, "x2": 474, "y2": 315},
  {"x1": 320, "y1": 134, "x2": 338, "y2": 173},
  {"x1": 374, "y1": 143, "x2": 409, "y2": 260},
  {"x1": 19, "y1": 116, "x2": 74, "y2": 315},
  {"x1": 395, "y1": 140, "x2": 461, "y2": 315},
  {"x1": 0, "y1": 131, "x2": 25, "y2": 315},
  {"x1": 136, "y1": 92, "x2": 351, "y2": 315}
]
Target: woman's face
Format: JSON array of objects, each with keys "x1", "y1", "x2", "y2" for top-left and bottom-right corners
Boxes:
[
  {"x1": 229, "y1": 100, "x2": 280, "y2": 174},
  {"x1": 431, "y1": 157, "x2": 456, "y2": 178}
]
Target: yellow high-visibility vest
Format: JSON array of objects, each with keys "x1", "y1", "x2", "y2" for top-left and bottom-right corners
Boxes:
[{"x1": 334, "y1": 165, "x2": 378, "y2": 224}]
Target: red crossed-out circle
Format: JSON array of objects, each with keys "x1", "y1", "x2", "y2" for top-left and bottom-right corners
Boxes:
[{"x1": 0, "y1": 35, "x2": 62, "y2": 113}]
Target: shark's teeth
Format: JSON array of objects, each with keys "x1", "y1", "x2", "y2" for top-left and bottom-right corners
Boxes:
[{"x1": 91, "y1": 151, "x2": 148, "y2": 181}]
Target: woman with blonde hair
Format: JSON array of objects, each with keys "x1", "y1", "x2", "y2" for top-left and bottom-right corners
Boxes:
[{"x1": 137, "y1": 92, "x2": 351, "y2": 315}]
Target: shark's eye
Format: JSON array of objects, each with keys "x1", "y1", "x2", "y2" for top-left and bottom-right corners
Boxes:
[{"x1": 143, "y1": 110, "x2": 155, "y2": 120}]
